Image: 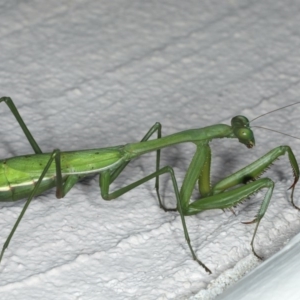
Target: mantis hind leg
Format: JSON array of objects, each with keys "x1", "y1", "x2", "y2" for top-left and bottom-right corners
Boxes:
[
  {"x1": 0, "y1": 97, "x2": 42, "y2": 154},
  {"x1": 100, "y1": 166, "x2": 212, "y2": 274},
  {"x1": 0, "y1": 149, "x2": 79, "y2": 264}
]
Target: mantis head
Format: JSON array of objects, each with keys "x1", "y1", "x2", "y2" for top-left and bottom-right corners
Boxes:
[{"x1": 231, "y1": 115, "x2": 255, "y2": 148}]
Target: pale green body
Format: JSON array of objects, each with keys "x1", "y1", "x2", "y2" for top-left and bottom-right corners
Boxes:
[
  {"x1": 0, "y1": 97, "x2": 299, "y2": 274},
  {"x1": 0, "y1": 147, "x2": 124, "y2": 201},
  {"x1": 0, "y1": 124, "x2": 232, "y2": 205}
]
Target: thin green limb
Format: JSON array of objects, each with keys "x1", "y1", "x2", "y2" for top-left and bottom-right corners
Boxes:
[
  {"x1": 100, "y1": 165, "x2": 211, "y2": 274},
  {"x1": 107, "y1": 122, "x2": 175, "y2": 211},
  {"x1": 212, "y1": 145, "x2": 299, "y2": 198},
  {"x1": 0, "y1": 149, "x2": 60, "y2": 263},
  {"x1": 241, "y1": 180, "x2": 274, "y2": 259},
  {"x1": 109, "y1": 122, "x2": 161, "y2": 183},
  {"x1": 0, "y1": 148, "x2": 79, "y2": 263},
  {"x1": 187, "y1": 179, "x2": 275, "y2": 259},
  {"x1": 0, "y1": 97, "x2": 42, "y2": 154}
]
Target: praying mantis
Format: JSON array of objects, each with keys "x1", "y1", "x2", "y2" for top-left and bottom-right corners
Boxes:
[{"x1": 0, "y1": 97, "x2": 299, "y2": 274}]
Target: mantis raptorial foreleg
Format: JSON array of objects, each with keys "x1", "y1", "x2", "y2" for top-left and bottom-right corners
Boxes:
[{"x1": 186, "y1": 145, "x2": 299, "y2": 259}]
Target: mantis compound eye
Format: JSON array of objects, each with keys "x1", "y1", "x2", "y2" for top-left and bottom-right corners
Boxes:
[
  {"x1": 231, "y1": 116, "x2": 255, "y2": 148},
  {"x1": 231, "y1": 115, "x2": 249, "y2": 127}
]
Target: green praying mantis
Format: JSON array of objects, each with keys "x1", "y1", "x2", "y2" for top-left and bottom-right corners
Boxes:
[{"x1": 0, "y1": 97, "x2": 299, "y2": 274}]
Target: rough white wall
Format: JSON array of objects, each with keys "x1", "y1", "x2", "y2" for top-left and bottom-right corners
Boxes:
[
  {"x1": 217, "y1": 234, "x2": 300, "y2": 299},
  {"x1": 1, "y1": 1, "x2": 300, "y2": 299}
]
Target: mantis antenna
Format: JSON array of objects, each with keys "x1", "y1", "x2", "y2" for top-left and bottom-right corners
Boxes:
[
  {"x1": 250, "y1": 101, "x2": 300, "y2": 141},
  {"x1": 250, "y1": 101, "x2": 300, "y2": 122}
]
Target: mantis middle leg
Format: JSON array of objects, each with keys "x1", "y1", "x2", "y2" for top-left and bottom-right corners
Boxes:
[
  {"x1": 99, "y1": 164, "x2": 212, "y2": 273},
  {"x1": 106, "y1": 122, "x2": 175, "y2": 211},
  {"x1": 100, "y1": 142, "x2": 213, "y2": 273}
]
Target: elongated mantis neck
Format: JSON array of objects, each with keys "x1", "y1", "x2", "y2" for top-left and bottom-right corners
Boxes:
[{"x1": 124, "y1": 124, "x2": 233, "y2": 159}]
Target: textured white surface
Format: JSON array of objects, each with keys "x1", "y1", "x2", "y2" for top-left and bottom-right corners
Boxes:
[
  {"x1": 217, "y1": 233, "x2": 300, "y2": 300},
  {"x1": 1, "y1": 1, "x2": 300, "y2": 299}
]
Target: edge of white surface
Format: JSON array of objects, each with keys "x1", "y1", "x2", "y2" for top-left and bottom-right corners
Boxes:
[{"x1": 194, "y1": 230, "x2": 300, "y2": 299}]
